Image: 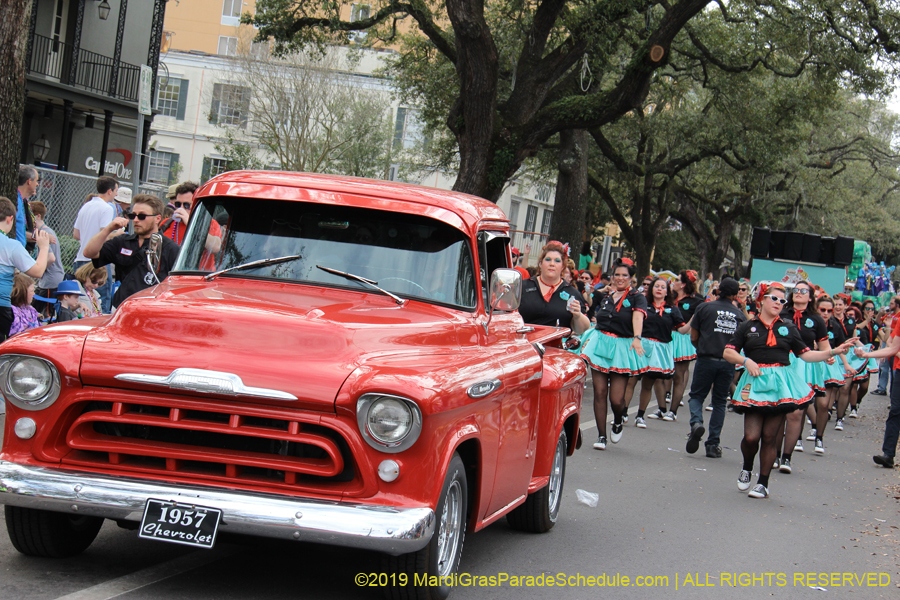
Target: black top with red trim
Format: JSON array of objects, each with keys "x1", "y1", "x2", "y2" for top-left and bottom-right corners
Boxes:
[
  {"x1": 840, "y1": 315, "x2": 857, "y2": 339},
  {"x1": 780, "y1": 307, "x2": 828, "y2": 349},
  {"x1": 643, "y1": 302, "x2": 686, "y2": 344},
  {"x1": 726, "y1": 316, "x2": 810, "y2": 366},
  {"x1": 592, "y1": 288, "x2": 648, "y2": 337},
  {"x1": 858, "y1": 320, "x2": 880, "y2": 347},
  {"x1": 675, "y1": 294, "x2": 703, "y2": 322},
  {"x1": 519, "y1": 279, "x2": 587, "y2": 329},
  {"x1": 826, "y1": 316, "x2": 847, "y2": 346}
]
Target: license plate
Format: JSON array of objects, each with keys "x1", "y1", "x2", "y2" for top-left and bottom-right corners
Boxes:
[{"x1": 139, "y1": 499, "x2": 222, "y2": 549}]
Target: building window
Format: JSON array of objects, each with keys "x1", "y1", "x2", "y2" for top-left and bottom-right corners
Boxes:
[
  {"x1": 209, "y1": 83, "x2": 251, "y2": 128},
  {"x1": 210, "y1": 158, "x2": 229, "y2": 178},
  {"x1": 393, "y1": 107, "x2": 424, "y2": 152},
  {"x1": 540, "y1": 209, "x2": 552, "y2": 235},
  {"x1": 350, "y1": 4, "x2": 370, "y2": 42},
  {"x1": 222, "y1": 0, "x2": 241, "y2": 25},
  {"x1": 524, "y1": 205, "x2": 538, "y2": 239},
  {"x1": 156, "y1": 78, "x2": 189, "y2": 120},
  {"x1": 147, "y1": 151, "x2": 179, "y2": 185},
  {"x1": 508, "y1": 200, "x2": 520, "y2": 230},
  {"x1": 217, "y1": 36, "x2": 238, "y2": 56}
]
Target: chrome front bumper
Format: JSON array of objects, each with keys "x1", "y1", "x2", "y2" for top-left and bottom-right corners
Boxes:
[{"x1": 0, "y1": 461, "x2": 434, "y2": 555}]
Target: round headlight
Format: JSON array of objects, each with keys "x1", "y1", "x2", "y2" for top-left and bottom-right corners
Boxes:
[
  {"x1": 357, "y1": 394, "x2": 423, "y2": 453},
  {"x1": 9, "y1": 358, "x2": 53, "y2": 403},
  {"x1": 0, "y1": 355, "x2": 61, "y2": 411},
  {"x1": 367, "y1": 398, "x2": 412, "y2": 444}
]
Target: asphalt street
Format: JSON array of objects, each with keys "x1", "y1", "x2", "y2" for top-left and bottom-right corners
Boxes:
[{"x1": 1, "y1": 378, "x2": 898, "y2": 600}]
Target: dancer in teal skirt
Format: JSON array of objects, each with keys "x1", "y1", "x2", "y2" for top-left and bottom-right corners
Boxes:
[
  {"x1": 846, "y1": 300, "x2": 880, "y2": 419},
  {"x1": 580, "y1": 258, "x2": 647, "y2": 450},
  {"x1": 723, "y1": 283, "x2": 857, "y2": 499},
  {"x1": 773, "y1": 280, "x2": 830, "y2": 472},
  {"x1": 667, "y1": 270, "x2": 703, "y2": 421}
]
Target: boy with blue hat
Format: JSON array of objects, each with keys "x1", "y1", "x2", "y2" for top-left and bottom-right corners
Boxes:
[{"x1": 54, "y1": 281, "x2": 86, "y2": 323}]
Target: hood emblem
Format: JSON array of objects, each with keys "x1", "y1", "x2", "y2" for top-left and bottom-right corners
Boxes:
[{"x1": 115, "y1": 368, "x2": 297, "y2": 400}]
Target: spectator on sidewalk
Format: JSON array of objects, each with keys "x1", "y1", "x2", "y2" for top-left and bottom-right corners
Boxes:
[
  {"x1": 872, "y1": 297, "x2": 900, "y2": 395},
  {"x1": 29, "y1": 201, "x2": 64, "y2": 319},
  {"x1": 0, "y1": 197, "x2": 50, "y2": 339},
  {"x1": 73, "y1": 176, "x2": 118, "y2": 311},
  {"x1": 15, "y1": 165, "x2": 38, "y2": 250}
]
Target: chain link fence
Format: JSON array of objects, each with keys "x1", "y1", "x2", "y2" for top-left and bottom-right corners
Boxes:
[{"x1": 29, "y1": 167, "x2": 168, "y2": 275}]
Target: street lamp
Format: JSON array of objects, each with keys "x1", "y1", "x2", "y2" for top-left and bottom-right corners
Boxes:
[
  {"x1": 32, "y1": 136, "x2": 51, "y2": 163},
  {"x1": 98, "y1": 0, "x2": 111, "y2": 20}
]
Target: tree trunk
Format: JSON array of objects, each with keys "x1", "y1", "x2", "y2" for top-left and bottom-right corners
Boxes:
[
  {"x1": 548, "y1": 129, "x2": 588, "y2": 256},
  {"x1": 0, "y1": 1, "x2": 31, "y2": 199}
]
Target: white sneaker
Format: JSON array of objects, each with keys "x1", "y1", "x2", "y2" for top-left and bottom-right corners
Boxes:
[
  {"x1": 663, "y1": 411, "x2": 677, "y2": 421},
  {"x1": 610, "y1": 422, "x2": 624, "y2": 443},
  {"x1": 635, "y1": 416, "x2": 647, "y2": 428},
  {"x1": 806, "y1": 428, "x2": 817, "y2": 441},
  {"x1": 665, "y1": 392, "x2": 672, "y2": 405},
  {"x1": 794, "y1": 440, "x2": 804, "y2": 453},
  {"x1": 705, "y1": 405, "x2": 713, "y2": 411},
  {"x1": 849, "y1": 408, "x2": 858, "y2": 419},
  {"x1": 835, "y1": 419, "x2": 844, "y2": 431},
  {"x1": 679, "y1": 400, "x2": 684, "y2": 407},
  {"x1": 593, "y1": 436, "x2": 607, "y2": 450},
  {"x1": 737, "y1": 469, "x2": 752, "y2": 491},
  {"x1": 773, "y1": 458, "x2": 780, "y2": 469},
  {"x1": 748, "y1": 484, "x2": 769, "y2": 499},
  {"x1": 647, "y1": 409, "x2": 665, "y2": 419},
  {"x1": 815, "y1": 439, "x2": 825, "y2": 455},
  {"x1": 622, "y1": 412, "x2": 629, "y2": 423}
]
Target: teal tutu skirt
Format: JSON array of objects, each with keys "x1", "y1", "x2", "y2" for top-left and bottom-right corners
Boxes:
[
  {"x1": 735, "y1": 349, "x2": 746, "y2": 372},
  {"x1": 731, "y1": 365, "x2": 815, "y2": 415},
  {"x1": 788, "y1": 352, "x2": 825, "y2": 393},
  {"x1": 846, "y1": 344, "x2": 876, "y2": 381},
  {"x1": 580, "y1": 329, "x2": 648, "y2": 376},
  {"x1": 672, "y1": 331, "x2": 696, "y2": 362},
  {"x1": 643, "y1": 338, "x2": 675, "y2": 379},
  {"x1": 823, "y1": 357, "x2": 847, "y2": 388}
]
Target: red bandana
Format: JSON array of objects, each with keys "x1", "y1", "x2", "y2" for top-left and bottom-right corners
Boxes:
[
  {"x1": 653, "y1": 302, "x2": 666, "y2": 316},
  {"x1": 539, "y1": 277, "x2": 561, "y2": 303},
  {"x1": 792, "y1": 309, "x2": 802, "y2": 328},
  {"x1": 759, "y1": 317, "x2": 778, "y2": 347}
]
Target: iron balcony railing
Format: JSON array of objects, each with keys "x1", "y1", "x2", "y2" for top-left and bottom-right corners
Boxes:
[{"x1": 28, "y1": 33, "x2": 140, "y2": 102}]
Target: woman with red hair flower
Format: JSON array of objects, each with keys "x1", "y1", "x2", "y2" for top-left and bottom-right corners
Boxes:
[{"x1": 723, "y1": 283, "x2": 856, "y2": 499}]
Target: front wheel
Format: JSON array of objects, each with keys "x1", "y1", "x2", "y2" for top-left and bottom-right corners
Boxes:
[
  {"x1": 507, "y1": 429, "x2": 567, "y2": 533},
  {"x1": 382, "y1": 453, "x2": 467, "y2": 600},
  {"x1": 5, "y1": 505, "x2": 103, "y2": 557}
]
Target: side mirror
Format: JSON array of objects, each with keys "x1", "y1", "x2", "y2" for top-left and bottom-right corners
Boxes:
[{"x1": 484, "y1": 269, "x2": 522, "y2": 332}]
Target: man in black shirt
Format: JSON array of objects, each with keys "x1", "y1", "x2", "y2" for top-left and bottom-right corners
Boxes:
[
  {"x1": 686, "y1": 277, "x2": 746, "y2": 456},
  {"x1": 83, "y1": 194, "x2": 180, "y2": 309}
]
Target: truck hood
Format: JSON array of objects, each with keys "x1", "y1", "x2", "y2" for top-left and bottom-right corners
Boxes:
[{"x1": 79, "y1": 278, "x2": 466, "y2": 411}]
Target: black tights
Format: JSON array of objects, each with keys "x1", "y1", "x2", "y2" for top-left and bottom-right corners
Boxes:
[
  {"x1": 741, "y1": 412, "x2": 786, "y2": 480},
  {"x1": 670, "y1": 361, "x2": 691, "y2": 414},
  {"x1": 593, "y1": 370, "x2": 629, "y2": 437}
]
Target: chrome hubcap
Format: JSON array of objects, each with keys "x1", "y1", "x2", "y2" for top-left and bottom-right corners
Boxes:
[
  {"x1": 548, "y1": 436, "x2": 565, "y2": 517},
  {"x1": 436, "y1": 479, "x2": 463, "y2": 577}
]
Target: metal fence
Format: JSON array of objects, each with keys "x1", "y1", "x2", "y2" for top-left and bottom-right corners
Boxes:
[
  {"x1": 509, "y1": 230, "x2": 548, "y2": 267},
  {"x1": 29, "y1": 167, "x2": 168, "y2": 274}
]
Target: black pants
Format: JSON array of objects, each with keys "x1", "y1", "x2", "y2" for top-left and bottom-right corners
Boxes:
[
  {"x1": 883, "y1": 370, "x2": 900, "y2": 459},
  {"x1": 0, "y1": 306, "x2": 13, "y2": 341}
]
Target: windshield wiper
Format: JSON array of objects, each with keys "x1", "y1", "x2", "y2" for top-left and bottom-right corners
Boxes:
[
  {"x1": 204, "y1": 255, "x2": 302, "y2": 281},
  {"x1": 316, "y1": 265, "x2": 406, "y2": 306}
]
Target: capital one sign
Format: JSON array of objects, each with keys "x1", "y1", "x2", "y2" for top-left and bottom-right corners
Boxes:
[{"x1": 85, "y1": 148, "x2": 133, "y2": 180}]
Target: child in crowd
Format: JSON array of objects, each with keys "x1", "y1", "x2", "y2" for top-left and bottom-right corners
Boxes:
[
  {"x1": 74, "y1": 263, "x2": 107, "y2": 317},
  {"x1": 9, "y1": 274, "x2": 42, "y2": 336},
  {"x1": 54, "y1": 281, "x2": 86, "y2": 323}
]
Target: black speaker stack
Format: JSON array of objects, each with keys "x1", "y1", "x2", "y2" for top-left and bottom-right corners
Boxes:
[{"x1": 750, "y1": 227, "x2": 852, "y2": 267}]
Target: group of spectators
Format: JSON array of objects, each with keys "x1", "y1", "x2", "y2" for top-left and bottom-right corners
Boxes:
[
  {"x1": 0, "y1": 167, "x2": 201, "y2": 341},
  {"x1": 516, "y1": 241, "x2": 900, "y2": 501}
]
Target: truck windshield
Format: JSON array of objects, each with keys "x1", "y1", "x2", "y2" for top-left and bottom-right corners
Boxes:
[{"x1": 172, "y1": 197, "x2": 477, "y2": 309}]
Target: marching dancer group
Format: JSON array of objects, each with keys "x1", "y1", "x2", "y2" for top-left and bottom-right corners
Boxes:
[{"x1": 518, "y1": 242, "x2": 899, "y2": 501}]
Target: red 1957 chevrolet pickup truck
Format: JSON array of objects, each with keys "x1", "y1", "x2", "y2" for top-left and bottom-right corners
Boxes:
[{"x1": 0, "y1": 171, "x2": 585, "y2": 599}]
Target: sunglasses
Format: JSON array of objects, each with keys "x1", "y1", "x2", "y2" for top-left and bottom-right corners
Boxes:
[
  {"x1": 819, "y1": 308, "x2": 833, "y2": 313},
  {"x1": 793, "y1": 289, "x2": 810, "y2": 295},
  {"x1": 739, "y1": 287, "x2": 748, "y2": 291},
  {"x1": 580, "y1": 276, "x2": 592, "y2": 281},
  {"x1": 865, "y1": 306, "x2": 874, "y2": 310},
  {"x1": 126, "y1": 212, "x2": 159, "y2": 221},
  {"x1": 173, "y1": 201, "x2": 192, "y2": 209},
  {"x1": 765, "y1": 294, "x2": 788, "y2": 305}
]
